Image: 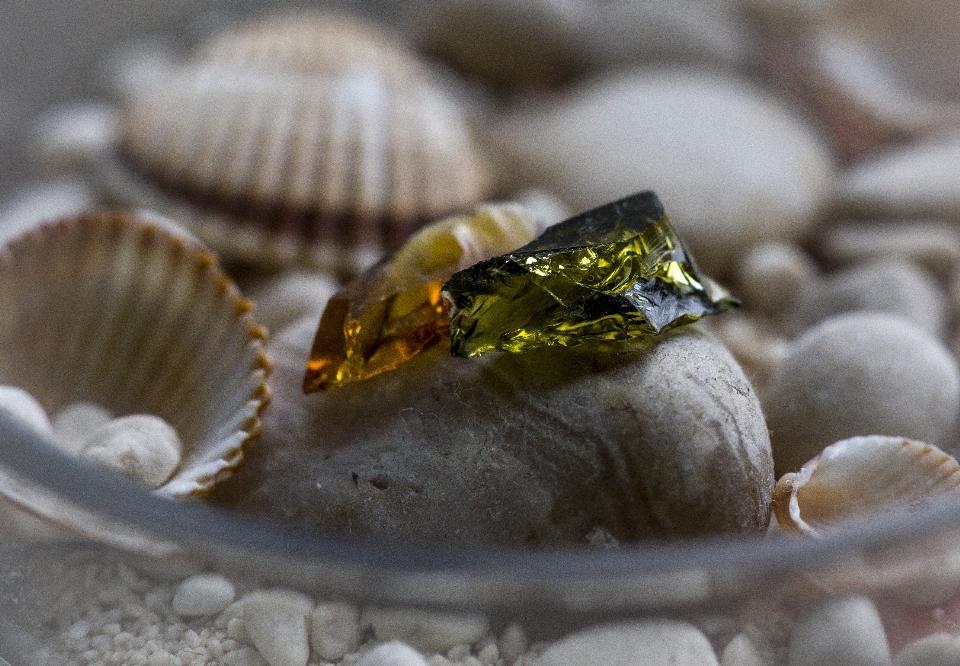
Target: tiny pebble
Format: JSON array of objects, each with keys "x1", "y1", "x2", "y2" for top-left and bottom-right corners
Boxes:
[
  {"x1": 172, "y1": 573, "x2": 236, "y2": 617},
  {"x1": 242, "y1": 589, "x2": 313, "y2": 666},
  {"x1": 736, "y1": 242, "x2": 820, "y2": 318},
  {"x1": 0, "y1": 384, "x2": 53, "y2": 436},
  {"x1": 894, "y1": 633, "x2": 960, "y2": 666},
  {"x1": 51, "y1": 401, "x2": 113, "y2": 454},
  {"x1": 81, "y1": 414, "x2": 182, "y2": 488},
  {"x1": 364, "y1": 608, "x2": 489, "y2": 654},
  {"x1": 311, "y1": 601, "x2": 362, "y2": 661},
  {"x1": 722, "y1": 633, "x2": 769, "y2": 666},
  {"x1": 788, "y1": 596, "x2": 891, "y2": 666},
  {"x1": 356, "y1": 641, "x2": 430, "y2": 666},
  {"x1": 221, "y1": 646, "x2": 270, "y2": 666},
  {"x1": 534, "y1": 621, "x2": 719, "y2": 666},
  {"x1": 498, "y1": 622, "x2": 528, "y2": 664}
]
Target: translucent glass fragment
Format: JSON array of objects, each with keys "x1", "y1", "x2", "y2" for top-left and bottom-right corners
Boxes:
[
  {"x1": 304, "y1": 204, "x2": 541, "y2": 391},
  {"x1": 442, "y1": 191, "x2": 739, "y2": 358}
]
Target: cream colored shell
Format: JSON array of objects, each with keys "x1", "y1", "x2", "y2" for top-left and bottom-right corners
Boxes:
[
  {"x1": 772, "y1": 435, "x2": 960, "y2": 535},
  {"x1": 192, "y1": 10, "x2": 421, "y2": 79},
  {"x1": 106, "y1": 12, "x2": 491, "y2": 276},
  {"x1": 0, "y1": 210, "x2": 271, "y2": 501}
]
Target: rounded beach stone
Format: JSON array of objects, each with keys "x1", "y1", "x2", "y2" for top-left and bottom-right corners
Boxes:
[
  {"x1": 241, "y1": 589, "x2": 313, "y2": 666},
  {"x1": 172, "y1": 574, "x2": 236, "y2": 618},
  {"x1": 765, "y1": 312, "x2": 960, "y2": 475},
  {"x1": 839, "y1": 137, "x2": 960, "y2": 218},
  {"x1": 788, "y1": 596, "x2": 891, "y2": 666},
  {"x1": 51, "y1": 401, "x2": 112, "y2": 455},
  {"x1": 492, "y1": 68, "x2": 835, "y2": 276},
  {"x1": 0, "y1": 385, "x2": 52, "y2": 437},
  {"x1": 311, "y1": 602, "x2": 362, "y2": 661},
  {"x1": 721, "y1": 633, "x2": 769, "y2": 666},
  {"x1": 790, "y1": 260, "x2": 947, "y2": 338},
  {"x1": 211, "y1": 323, "x2": 773, "y2": 547},
  {"x1": 356, "y1": 641, "x2": 429, "y2": 666},
  {"x1": 80, "y1": 414, "x2": 182, "y2": 488},
  {"x1": 736, "y1": 242, "x2": 820, "y2": 318},
  {"x1": 894, "y1": 633, "x2": 960, "y2": 666},
  {"x1": 534, "y1": 621, "x2": 719, "y2": 666}
]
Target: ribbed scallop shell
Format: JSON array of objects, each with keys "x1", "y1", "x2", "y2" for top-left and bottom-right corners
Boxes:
[
  {"x1": 772, "y1": 435, "x2": 960, "y2": 535},
  {"x1": 103, "y1": 12, "x2": 491, "y2": 277},
  {"x1": 0, "y1": 210, "x2": 271, "y2": 499},
  {"x1": 193, "y1": 10, "x2": 421, "y2": 79}
]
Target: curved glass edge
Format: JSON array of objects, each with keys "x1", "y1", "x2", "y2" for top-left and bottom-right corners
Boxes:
[{"x1": 1, "y1": 409, "x2": 960, "y2": 619}]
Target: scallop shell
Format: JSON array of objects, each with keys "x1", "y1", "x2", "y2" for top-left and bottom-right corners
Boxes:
[
  {"x1": 95, "y1": 12, "x2": 491, "y2": 278},
  {"x1": 772, "y1": 435, "x2": 960, "y2": 536},
  {"x1": 0, "y1": 210, "x2": 271, "y2": 503}
]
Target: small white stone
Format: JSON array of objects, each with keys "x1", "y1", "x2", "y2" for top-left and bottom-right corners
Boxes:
[
  {"x1": 364, "y1": 608, "x2": 489, "y2": 655},
  {"x1": 534, "y1": 621, "x2": 719, "y2": 666},
  {"x1": 311, "y1": 602, "x2": 362, "y2": 661},
  {"x1": 736, "y1": 242, "x2": 820, "y2": 319},
  {"x1": 788, "y1": 596, "x2": 891, "y2": 666},
  {"x1": 241, "y1": 589, "x2": 313, "y2": 666},
  {"x1": 498, "y1": 622, "x2": 528, "y2": 664},
  {"x1": 51, "y1": 401, "x2": 113, "y2": 455},
  {"x1": 80, "y1": 414, "x2": 182, "y2": 488},
  {"x1": 356, "y1": 641, "x2": 430, "y2": 666},
  {"x1": 220, "y1": 646, "x2": 270, "y2": 666},
  {"x1": 722, "y1": 633, "x2": 769, "y2": 666},
  {"x1": 172, "y1": 574, "x2": 236, "y2": 618},
  {"x1": 0, "y1": 385, "x2": 52, "y2": 436},
  {"x1": 894, "y1": 633, "x2": 960, "y2": 666}
]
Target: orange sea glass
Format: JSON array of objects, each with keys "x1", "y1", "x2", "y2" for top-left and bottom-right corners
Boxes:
[{"x1": 303, "y1": 203, "x2": 542, "y2": 392}]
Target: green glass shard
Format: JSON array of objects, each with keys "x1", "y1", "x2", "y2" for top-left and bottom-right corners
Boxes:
[{"x1": 441, "y1": 191, "x2": 738, "y2": 358}]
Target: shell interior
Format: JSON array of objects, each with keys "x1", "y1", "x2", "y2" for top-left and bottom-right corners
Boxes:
[
  {"x1": 0, "y1": 210, "x2": 271, "y2": 499},
  {"x1": 773, "y1": 435, "x2": 960, "y2": 535}
]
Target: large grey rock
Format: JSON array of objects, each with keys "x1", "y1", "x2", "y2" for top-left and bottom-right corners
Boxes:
[{"x1": 212, "y1": 321, "x2": 773, "y2": 547}]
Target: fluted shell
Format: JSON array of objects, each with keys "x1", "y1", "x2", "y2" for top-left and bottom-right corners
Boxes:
[
  {"x1": 103, "y1": 13, "x2": 491, "y2": 277},
  {"x1": 0, "y1": 210, "x2": 271, "y2": 499},
  {"x1": 772, "y1": 435, "x2": 960, "y2": 536},
  {"x1": 193, "y1": 10, "x2": 421, "y2": 79}
]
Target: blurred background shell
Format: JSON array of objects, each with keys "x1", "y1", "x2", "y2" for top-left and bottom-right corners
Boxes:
[
  {"x1": 0, "y1": 210, "x2": 271, "y2": 499},
  {"x1": 89, "y1": 10, "x2": 492, "y2": 278}
]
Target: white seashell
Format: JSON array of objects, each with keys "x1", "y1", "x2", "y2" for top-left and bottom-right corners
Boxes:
[
  {"x1": 0, "y1": 210, "x2": 271, "y2": 547},
  {"x1": 86, "y1": 12, "x2": 490, "y2": 278},
  {"x1": 80, "y1": 414, "x2": 182, "y2": 489},
  {"x1": 772, "y1": 435, "x2": 960, "y2": 536}
]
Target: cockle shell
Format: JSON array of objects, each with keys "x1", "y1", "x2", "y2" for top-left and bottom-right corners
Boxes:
[
  {"x1": 772, "y1": 435, "x2": 960, "y2": 536},
  {"x1": 94, "y1": 11, "x2": 491, "y2": 277},
  {"x1": 0, "y1": 211, "x2": 271, "y2": 512}
]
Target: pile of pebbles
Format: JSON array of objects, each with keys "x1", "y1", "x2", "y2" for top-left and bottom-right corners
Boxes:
[{"x1": 4, "y1": 0, "x2": 960, "y2": 665}]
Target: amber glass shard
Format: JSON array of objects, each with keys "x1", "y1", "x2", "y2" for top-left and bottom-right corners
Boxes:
[
  {"x1": 442, "y1": 191, "x2": 739, "y2": 358},
  {"x1": 304, "y1": 204, "x2": 542, "y2": 391}
]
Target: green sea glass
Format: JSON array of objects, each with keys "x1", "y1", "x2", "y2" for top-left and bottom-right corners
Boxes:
[{"x1": 442, "y1": 191, "x2": 738, "y2": 358}]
